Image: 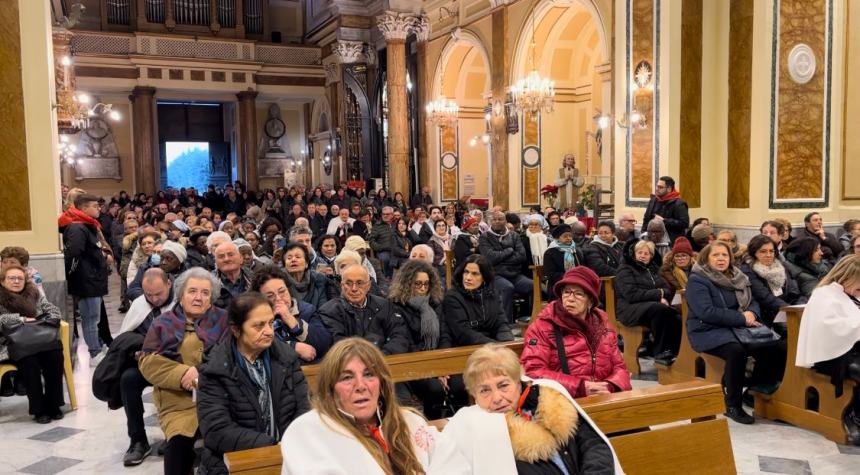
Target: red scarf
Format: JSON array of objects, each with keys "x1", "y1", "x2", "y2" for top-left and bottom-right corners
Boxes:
[
  {"x1": 58, "y1": 206, "x2": 101, "y2": 230},
  {"x1": 656, "y1": 190, "x2": 681, "y2": 202}
]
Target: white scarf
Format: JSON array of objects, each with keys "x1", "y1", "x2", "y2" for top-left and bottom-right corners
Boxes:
[
  {"x1": 431, "y1": 232, "x2": 451, "y2": 251},
  {"x1": 526, "y1": 230, "x2": 548, "y2": 265},
  {"x1": 797, "y1": 283, "x2": 860, "y2": 367},
  {"x1": 752, "y1": 260, "x2": 786, "y2": 297}
]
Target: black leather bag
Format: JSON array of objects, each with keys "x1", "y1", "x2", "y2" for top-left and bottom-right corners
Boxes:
[
  {"x1": 4, "y1": 315, "x2": 62, "y2": 361},
  {"x1": 731, "y1": 325, "x2": 781, "y2": 351}
]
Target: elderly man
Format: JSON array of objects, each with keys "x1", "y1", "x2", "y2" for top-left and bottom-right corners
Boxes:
[
  {"x1": 618, "y1": 213, "x2": 639, "y2": 242},
  {"x1": 113, "y1": 268, "x2": 175, "y2": 466},
  {"x1": 410, "y1": 185, "x2": 433, "y2": 209},
  {"x1": 126, "y1": 240, "x2": 187, "y2": 301},
  {"x1": 478, "y1": 211, "x2": 533, "y2": 323},
  {"x1": 317, "y1": 265, "x2": 410, "y2": 355},
  {"x1": 211, "y1": 241, "x2": 251, "y2": 308},
  {"x1": 798, "y1": 212, "x2": 843, "y2": 262},
  {"x1": 325, "y1": 207, "x2": 356, "y2": 235},
  {"x1": 368, "y1": 206, "x2": 396, "y2": 276},
  {"x1": 642, "y1": 176, "x2": 690, "y2": 243}
]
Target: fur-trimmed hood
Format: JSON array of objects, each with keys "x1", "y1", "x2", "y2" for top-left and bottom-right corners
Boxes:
[{"x1": 505, "y1": 384, "x2": 579, "y2": 463}]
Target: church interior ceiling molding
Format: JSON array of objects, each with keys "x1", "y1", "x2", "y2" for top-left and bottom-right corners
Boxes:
[{"x1": 769, "y1": 0, "x2": 832, "y2": 208}]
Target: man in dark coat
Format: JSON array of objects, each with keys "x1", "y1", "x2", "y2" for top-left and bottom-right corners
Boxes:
[
  {"x1": 212, "y1": 241, "x2": 252, "y2": 309},
  {"x1": 197, "y1": 331, "x2": 310, "y2": 475},
  {"x1": 318, "y1": 265, "x2": 410, "y2": 355},
  {"x1": 367, "y1": 206, "x2": 396, "y2": 276},
  {"x1": 59, "y1": 193, "x2": 110, "y2": 361},
  {"x1": 797, "y1": 212, "x2": 843, "y2": 263},
  {"x1": 478, "y1": 211, "x2": 533, "y2": 322},
  {"x1": 410, "y1": 185, "x2": 434, "y2": 209},
  {"x1": 642, "y1": 176, "x2": 690, "y2": 244}
]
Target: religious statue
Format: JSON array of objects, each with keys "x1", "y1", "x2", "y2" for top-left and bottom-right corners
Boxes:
[{"x1": 556, "y1": 153, "x2": 584, "y2": 211}]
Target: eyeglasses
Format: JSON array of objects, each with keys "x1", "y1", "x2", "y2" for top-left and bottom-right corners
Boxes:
[
  {"x1": 622, "y1": 219, "x2": 638, "y2": 224},
  {"x1": 342, "y1": 280, "x2": 368, "y2": 289},
  {"x1": 756, "y1": 249, "x2": 776, "y2": 255},
  {"x1": 413, "y1": 281, "x2": 430, "y2": 288},
  {"x1": 4, "y1": 276, "x2": 24, "y2": 283},
  {"x1": 561, "y1": 289, "x2": 589, "y2": 300}
]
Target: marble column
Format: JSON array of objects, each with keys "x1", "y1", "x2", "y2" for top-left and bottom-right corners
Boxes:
[
  {"x1": 491, "y1": 7, "x2": 510, "y2": 208},
  {"x1": 377, "y1": 11, "x2": 416, "y2": 199},
  {"x1": 236, "y1": 90, "x2": 259, "y2": 190},
  {"x1": 414, "y1": 16, "x2": 431, "y2": 193},
  {"x1": 129, "y1": 86, "x2": 159, "y2": 195}
]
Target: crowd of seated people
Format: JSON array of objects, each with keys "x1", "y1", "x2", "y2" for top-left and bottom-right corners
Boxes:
[{"x1": 1, "y1": 179, "x2": 858, "y2": 473}]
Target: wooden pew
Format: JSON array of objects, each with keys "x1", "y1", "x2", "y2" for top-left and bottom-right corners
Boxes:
[
  {"x1": 529, "y1": 264, "x2": 546, "y2": 324},
  {"x1": 753, "y1": 306, "x2": 856, "y2": 444},
  {"x1": 444, "y1": 249, "x2": 455, "y2": 289},
  {"x1": 580, "y1": 380, "x2": 736, "y2": 474},
  {"x1": 301, "y1": 341, "x2": 525, "y2": 391},
  {"x1": 655, "y1": 291, "x2": 725, "y2": 385},
  {"x1": 601, "y1": 276, "x2": 648, "y2": 376},
  {"x1": 223, "y1": 445, "x2": 282, "y2": 475}
]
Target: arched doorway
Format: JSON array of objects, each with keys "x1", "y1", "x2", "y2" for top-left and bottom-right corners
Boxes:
[
  {"x1": 509, "y1": 0, "x2": 609, "y2": 211},
  {"x1": 430, "y1": 31, "x2": 492, "y2": 204}
]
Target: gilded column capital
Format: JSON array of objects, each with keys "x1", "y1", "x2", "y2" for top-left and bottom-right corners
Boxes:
[
  {"x1": 333, "y1": 40, "x2": 366, "y2": 64},
  {"x1": 377, "y1": 11, "x2": 417, "y2": 42}
]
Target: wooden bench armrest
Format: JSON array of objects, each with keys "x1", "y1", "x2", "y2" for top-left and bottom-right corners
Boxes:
[{"x1": 224, "y1": 444, "x2": 282, "y2": 474}]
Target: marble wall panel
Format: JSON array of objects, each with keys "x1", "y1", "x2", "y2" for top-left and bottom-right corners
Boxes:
[
  {"x1": 0, "y1": 0, "x2": 32, "y2": 231},
  {"x1": 681, "y1": 0, "x2": 703, "y2": 209},
  {"x1": 772, "y1": 0, "x2": 830, "y2": 204},
  {"x1": 726, "y1": 0, "x2": 753, "y2": 208},
  {"x1": 842, "y1": 0, "x2": 860, "y2": 200},
  {"x1": 630, "y1": 0, "x2": 656, "y2": 202}
]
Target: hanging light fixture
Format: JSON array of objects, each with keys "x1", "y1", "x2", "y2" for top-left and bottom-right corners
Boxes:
[
  {"x1": 510, "y1": 12, "x2": 555, "y2": 117},
  {"x1": 425, "y1": 59, "x2": 459, "y2": 128}
]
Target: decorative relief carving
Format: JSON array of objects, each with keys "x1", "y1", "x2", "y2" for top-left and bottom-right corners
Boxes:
[
  {"x1": 412, "y1": 15, "x2": 430, "y2": 42},
  {"x1": 324, "y1": 61, "x2": 341, "y2": 85},
  {"x1": 377, "y1": 11, "x2": 417, "y2": 41},
  {"x1": 75, "y1": 117, "x2": 122, "y2": 181},
  {"x1": 788, "y1": 43, "x2": 816, "y2": 84},
  {"x1": 333, "y1": 40, "x2": 365, "y2": 64}
]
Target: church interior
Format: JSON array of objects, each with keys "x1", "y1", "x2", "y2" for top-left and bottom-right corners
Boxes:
[{"x1": 1, "y1": 0, "x2": 860, "y2": 473}]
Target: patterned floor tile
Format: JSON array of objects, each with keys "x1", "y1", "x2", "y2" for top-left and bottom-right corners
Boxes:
[
  {"x1": 144, "y1": 414, "x2": 159, "y2": 427},
  {"x1": 27, "y1": 427, "x2": 85, "y2": 443},
  {"x1": 19, "y1": 456, "x2": 82, "y2": 475},
  {"x1": 758, "y1": 456, "x2": 812, "y2": 475}
]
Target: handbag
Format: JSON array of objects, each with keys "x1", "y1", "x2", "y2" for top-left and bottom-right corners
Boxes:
[
  {"x1": 731, "y1": 325, "x2": 781, "y2": 351},
  {"x1": 3, "y1": 314, "x2": 62, "y2": 361}
]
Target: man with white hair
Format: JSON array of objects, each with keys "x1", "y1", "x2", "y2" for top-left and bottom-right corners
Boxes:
[{"x1": 212, "y1": 241, "x2": 251, "y2": 308}]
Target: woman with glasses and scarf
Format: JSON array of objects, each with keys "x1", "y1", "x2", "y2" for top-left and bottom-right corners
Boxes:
[{"x1": 543, "y1": 224, "x2": 585, "y2": 300}]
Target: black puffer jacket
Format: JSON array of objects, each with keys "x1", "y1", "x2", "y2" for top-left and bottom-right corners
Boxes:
[
  {"x1": 582, "y1": 238, "x2": 623, "y2": 277},
  {"x1": 197, "y1": 337, "x2": 310, "y2": 475},
  {"x1": 615, "y1": 239, "x2": 674, "y2": 326},
  {"x1": 318, "y1": 294, "x2": 411, "y2": 355},
  {"x1": 478, "y1": 230, "x2": 528, "y2": 280},
  {"x1": 61, "y1": 222, "x2": 109, "y2": 297},
  {"x1": 442, "y1": 285, "x2": 514, "y2": 346}
]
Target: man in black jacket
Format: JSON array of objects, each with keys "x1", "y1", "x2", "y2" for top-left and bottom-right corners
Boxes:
[
  {"x1": 642, "y1": 176, "x2": 690, "y2": 244},
  {"x1": 798, "y1": 212, "x2": 843, "y2": 263},
  {"x1": 318, "y1": 265, "x2": 410, "y2": 355},
  {"x1": 368, "y1": 206, "x2": 396, "y2": 276},
  {"x1": 410, "y1": 185, "x2": 434, "y2": 209},
  {"x1": 478, "y1": 211, "x2": 533, "y2": 323}
]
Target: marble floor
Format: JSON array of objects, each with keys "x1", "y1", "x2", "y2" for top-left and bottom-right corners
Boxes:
[{"x1": 1, "y1": 274, "x2": 858, "y2": 474}]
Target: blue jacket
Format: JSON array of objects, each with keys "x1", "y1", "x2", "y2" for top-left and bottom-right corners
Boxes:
[
  {"x1": 685, "y1": 272, "x2": 760, "y2": 352},
  {"x1": 272, "y1": 300, "x2": 332, "y2": 365}
]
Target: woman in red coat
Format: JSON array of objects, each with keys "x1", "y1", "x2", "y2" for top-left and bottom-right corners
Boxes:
[{"x1": 521, "y1": 266, "x2": 632, "y2": 398}]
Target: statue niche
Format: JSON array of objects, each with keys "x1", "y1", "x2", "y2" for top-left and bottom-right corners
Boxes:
[{"x1": 74, "y1": 117, "x2": 122, "y2": 181}]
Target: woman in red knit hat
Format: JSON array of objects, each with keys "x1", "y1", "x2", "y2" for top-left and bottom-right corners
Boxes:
[
  {"x1": 520, "y1": 266, "x2": 632, "y2": 397},
  {"x1": 660, "y1": 236, "x2": 695, "y2": 295}
]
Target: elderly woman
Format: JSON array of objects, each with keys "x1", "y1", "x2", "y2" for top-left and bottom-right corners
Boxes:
[
  {"x1": 521, "y1": 267, "x2": 631, "y2": 398},
  {"x1": 281, "y1": 242, "x2": 337, "y2": 311},
  {"x1": 783, "y1": 237, "x2": 832, "y2": 298},
  {"x1": 739, "y1": 235, "x2": 804, "y2": 331},
  {"x1": 582, "y1": 220, "x2": 623, "y2": 277},
  {"x1": 659, "y1": 237, "x2": 694, "y2": 294},
  {"x1": 251, "y1": 265, "x2": 331, "y2": 364},
  {"x1": 280, "y1": 338, "x2": 468, "y2": 474},
  {"x1": 543, "y1": 224, "x2": 585, "y2": 300},
  {"x1": 453, "y1": 216, "x2": 480, "y2": 265},
  {"x1": 797, "y1": 255, "x2": 860, "y2": 444},
  {"x1": 197, "y1": 292, "x2": 310, "y2": 474},
  {"x1": 615, "y1": 239, "x2": 681, "y2": 365},
  {"x1": 127, "y1": 231, "x2": 161, "y2": 287},
  {"x1": 446, "y1": 344, "x2": 621, "y2": 474},
  {"x1": 0, "y1": 265, "x2": 64, "y2": 423},
  {"x1": 686, "y1": 242, "x2": 783, "y2": 425},
  {"x1": 643, "y1": 220, "x2": 671, "y2": 260},
  {"x1": 442, "y1": 255, "x2": 514, "y2": 346},
  {"x1": 523, "y1": 215, "x2": 550, "y2": 267},
  {"x1": 139, "y1": 268, "x2": 229, "y2": 474},
  {"x1": 311, "y1": 234, "x2": 340, "y2": 275}
]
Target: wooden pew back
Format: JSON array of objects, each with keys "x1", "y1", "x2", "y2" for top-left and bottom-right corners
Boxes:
[
  {"x1": 601, "y1": 276, "x2": 647, "y2": 376},
  {"x1": 444, "y1": 250, "x2": 455, "y2": 289},
  {"x1": 529, "y1": 264, "x2": 545, "y2": 324},
  {"x1": 753, "y1": 306, "x2": 856, "y2": 444}
]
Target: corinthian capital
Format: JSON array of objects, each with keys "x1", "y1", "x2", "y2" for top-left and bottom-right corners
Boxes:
[
  {"x1": 412, "y1": 14, "x2": 430, "y2": 42},
  {"x1": 377, "y1": 11, "x2": 417, "y2": 41},
  {"x1": 333, "y1": 40, "x2": 365, "y2": 64}
]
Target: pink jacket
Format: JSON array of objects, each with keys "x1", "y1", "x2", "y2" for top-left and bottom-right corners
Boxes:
[{"x1": 521, "y1": 300, "x2": 632, "y2": 398}]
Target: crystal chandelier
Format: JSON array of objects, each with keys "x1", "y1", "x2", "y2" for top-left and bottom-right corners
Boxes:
[
  {"x1": 426, "y1": 65, "x2": 459, "y2": 128},
  {"x1": 510, "y1": 13, "x2": 555, "y2": 117},
  {"x1": 55, "y1": 55, "x2": 120, "y2": 134}
]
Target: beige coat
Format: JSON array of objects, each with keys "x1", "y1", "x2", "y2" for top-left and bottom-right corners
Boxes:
[{"x1": 138, "y1": 322, "x2": 203, "y2": 440}]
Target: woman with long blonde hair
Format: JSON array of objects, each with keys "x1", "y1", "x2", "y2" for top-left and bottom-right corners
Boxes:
[{"x1": 280, "y1": 338, "x2": 467, "y2": 474}]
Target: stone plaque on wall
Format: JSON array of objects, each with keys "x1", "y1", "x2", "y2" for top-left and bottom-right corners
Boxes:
[
  {"x1": 75, "y1": 158, "x2": 121, "y2": 181},
  {"x1": 259, "y1": 158, "x2": 292, "y2": 178},
  {"x1": 523, "y1": 167, "x2": 540, "y2": 205}
]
